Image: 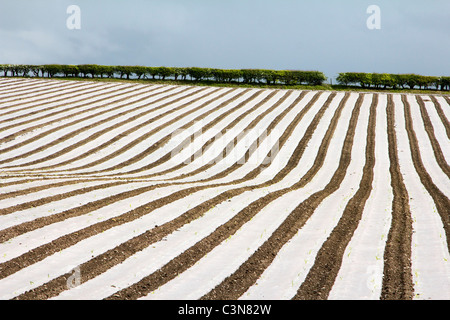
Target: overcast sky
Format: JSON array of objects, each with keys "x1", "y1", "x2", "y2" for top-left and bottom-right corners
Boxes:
[{"x1": 0, "y1": 0, "x2": 449, "y2": 80}]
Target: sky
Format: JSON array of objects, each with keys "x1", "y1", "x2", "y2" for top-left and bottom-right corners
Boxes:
[{"x1": 0, "y1": 0, "x2": 449, "y2": 81}]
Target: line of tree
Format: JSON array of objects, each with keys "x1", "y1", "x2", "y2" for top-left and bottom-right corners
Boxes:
[
  {"x1": 0, "y1": 64, "x2": 327, "y2": 86},
  {"x1": 1, "y1": 64, "x2": 448, "y2": 91},
  {"x1": 336, "y1": 72, "x2": 450, "y2": 91}
]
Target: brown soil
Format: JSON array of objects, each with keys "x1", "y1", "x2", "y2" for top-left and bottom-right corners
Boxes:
[
  {"x1": 429, "y1": 96, "x2": 450, "y2": 139},
  {"x1": 13, "y1": 91, "x2": 342, "y2": 299},
  {"x1": 0, "y1": 83, "x2": 148, "y2": 143},
  {"x1": 41, "y1": 87, "x2": 242, "y2": 174},
  {"x1": 0, "y1": 82, "x2": 110, "y2": 123},
  {"x1": 3, "y1": 86, "x2": 201, "y2": 169},
  {"x1": 199, "y1": 93, "x2": 361, "y2": 300},
  {"x1": 415, "y1": 96, "x2": 450, "y2": 178},
  {"x1": 3, "y1": 81, "x2": 448, "y2": 301},
  {"x1": 0, "y1": 80, "x2": 88, "y2": 107},
  {"x1": 401, "y1": 95, "x2": 450, "y2": 255},
  {"x1": 113, "y1": 90, "x2": 286, "y2": 177},
  {"x1": 379, "y1": 94, "x2": 414, "y2": 300},
  {"x1": 0, "y1": 78, "x2": 42, "y2": 92},
  {"x1": 167, "y1": 91, "x2": 310, "y2": 181},
  {"x1": 293, "y1": 94, "x2": 378, "y2": 299},
  {"x1": 103, "y1": 93, "x2": 350, "y2": 300}
]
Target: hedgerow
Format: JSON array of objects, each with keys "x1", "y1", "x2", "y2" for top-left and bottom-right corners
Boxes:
[
  {"x1": 0, "y1": 64, "x2": 327, "y2": 86},
  {"x1": 336, "y1": 72, "x2": 449, "y2": 91},
  {"x1": 1, "y1": 64, "x2": 448, "y2": 90}
]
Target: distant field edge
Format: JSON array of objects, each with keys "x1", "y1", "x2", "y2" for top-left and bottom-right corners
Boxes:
[{"x1": 0, "y1": 63, "x2": 449, "y2": 95}]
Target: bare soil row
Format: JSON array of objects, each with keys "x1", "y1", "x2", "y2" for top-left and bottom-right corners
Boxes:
[{"x1": 0, "y1": 79, "x2": 448, "y2": 300}]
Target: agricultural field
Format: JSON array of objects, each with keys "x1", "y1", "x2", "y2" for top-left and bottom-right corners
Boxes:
[{"x1": 0, "y1": 77, "x2": 449, "y2": 300}]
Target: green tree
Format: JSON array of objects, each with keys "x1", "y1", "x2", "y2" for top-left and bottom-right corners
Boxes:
[
  {"x1": 43, "y1": 65, "x2": 63, "y2": 78},
  {"x1": 278, "y1": 70, "x2": 295, "y2": 85},
  {"x1": 0, "y1": 64, "x2": 11, "y2": 76},
  {"x1": 28, "y1": 65, "x2": 43, "y2": 77},
  {"x1": 113, "y1": 66, "x2": 134, "y2": 79},
  {"x1": 356, "y1": 73, "x2": 372, "y2": 88},
  {"x1": 188, "y1": 67, "x2": 211, "y2": 81},
  {"x1": 156, "y1": 67, "x2": 174, "y2": 80},
  {"x1": 304, "y1": 71, "x2": 327, "y2": 86},
  {"x1": 336, "y1": 73, "x2": 351, "y2": 86},
  {"x1": 260, "y1": 69, "x2": 278, "y2": 85},
  {"x1": 172, "y1": 67, "x2": 188, "y2": 81},
  {"x1": 241, "y1": 69, "x2": 264, "y2": 84},
  {"x1": 379, "y1": 73, "x2": 394, "y2": 89},
  {"x1": 130, "y1": 66, "x2": 147, "y2": 79},
  {"x1": 97, "y1": 65, "x2": 114, "y2": 78},
  {"x1": 61, "y1": 65, "x2": 79, "y2": 77},
  {"x1": 144, "y1": 67, "x2": 159, "y2": 80},
  {"x1": 404, "y1": 74, "x2": 419, "y2": 89},
  {"x1": 391, "y1": 74, "x2": 408, "y2": 89},
  {"x1": 440, "y1": 77, "x2": 450, "y2": 91}
]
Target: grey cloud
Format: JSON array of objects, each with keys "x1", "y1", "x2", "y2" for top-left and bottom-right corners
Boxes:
[{"x1": 0, "y1": 0, "x2": 449, "y2": 79}]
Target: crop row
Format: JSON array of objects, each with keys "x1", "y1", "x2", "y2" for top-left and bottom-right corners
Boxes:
[{"x1": 0, "y1": 78, "x2": 449, "y2": 300}]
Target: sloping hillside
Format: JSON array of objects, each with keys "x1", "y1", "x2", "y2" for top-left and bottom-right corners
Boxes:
[{"x1": 0, "y1": 78, "x2": 449, "y2": 300}]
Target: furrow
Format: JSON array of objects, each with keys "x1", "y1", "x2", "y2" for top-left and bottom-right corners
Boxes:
[
  {"x1": 327, "y1": 94, "x2": 392, "y2": 300},
  {"x1": 0, "y1": 78, "x2": 71, "y2": 94},
  {"x1": 0, "y1": 79, "x2": 43, "y2": 92},
  {"x1": 0, "y1": 81, "x2": 108, "y2": 117},
  {"x1": 415, "y1": 96, "x2": 450, "y2": 179},
  {"x1": 394, "y1": 95, "x2": 450, "y2": 300},
  {"x1": 425, "y1": 97, "x2": 450, "y2": 166},
  {"x1": 3, "y1": 78, "x2": 446, "y2": 300},
  {"x1": 197, "y1": 93, "x2": 362, "y2": 300},
  {"x1": 379, "y1": 94, "x2": 414, "y2": 300},
  {"x1": 190, "y1": 92, "x2": 327, "y2": 184},
  {"x1": 429, "y1": 96, "x2": 450, "y2": 139},
  {"x1": 0, "y1": 82, "x2": 135, "y2": 136},
  {"x1": 98, "y1": 93, "x2": 352, "y2": 300},
  {"x1": 0, "y1": 180, "x2": 125, "y2": 217},
  {"x1": 0, "y1": 81, "x2": 91, "y2": 110},
  {"x1": 130, "y1": 90, "x2": 308, "y2": 180},
  {"x1": 443, "y1": 96, "x2": 450, "y2": 120},
  {"x1": 401, "y1": 95, "x2": 450, "y2": 253},
  {"x1": 142, "y1": 94, "x2": 361, "y2": 300},
  {"x1": 0, "y1": 80, "x2": 84, "y2": 104},
  {"x1": 40, "y1": 88, "x2": 249, "y2": 175},
  {"x1": 0, "y1": 178, "x2": 112, "y2": 201},
  {"x1": 0, "y1": 182, "x2": 185, "y2": 259},
  {"x1": 0, "y1": 85, "x2": 195, "y2": 165},
  {"x1": 100, "y1": 90, "x2": 289, "y2": 178},
  {"x1": 34, "y1": 87, "x2": 234, "y2": 173},
  {"x1": 0, "y1": 84, "x2": 147, "y2": 149},
  {"x1": 291, "y1": 94, "x2": 377, "y2": 299},
  {"x1": 10, "y1": 89, "x2": 335, "y2": 299},
  {"x1": 0, "y1": 82, "x2": 121, "y2": 127},
  {"x1": 7, "y1": 86, "x2": 206, "y2": 172},
  {"x1": 1, "y1": 86, "x2": 199, "y2": 169}
]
